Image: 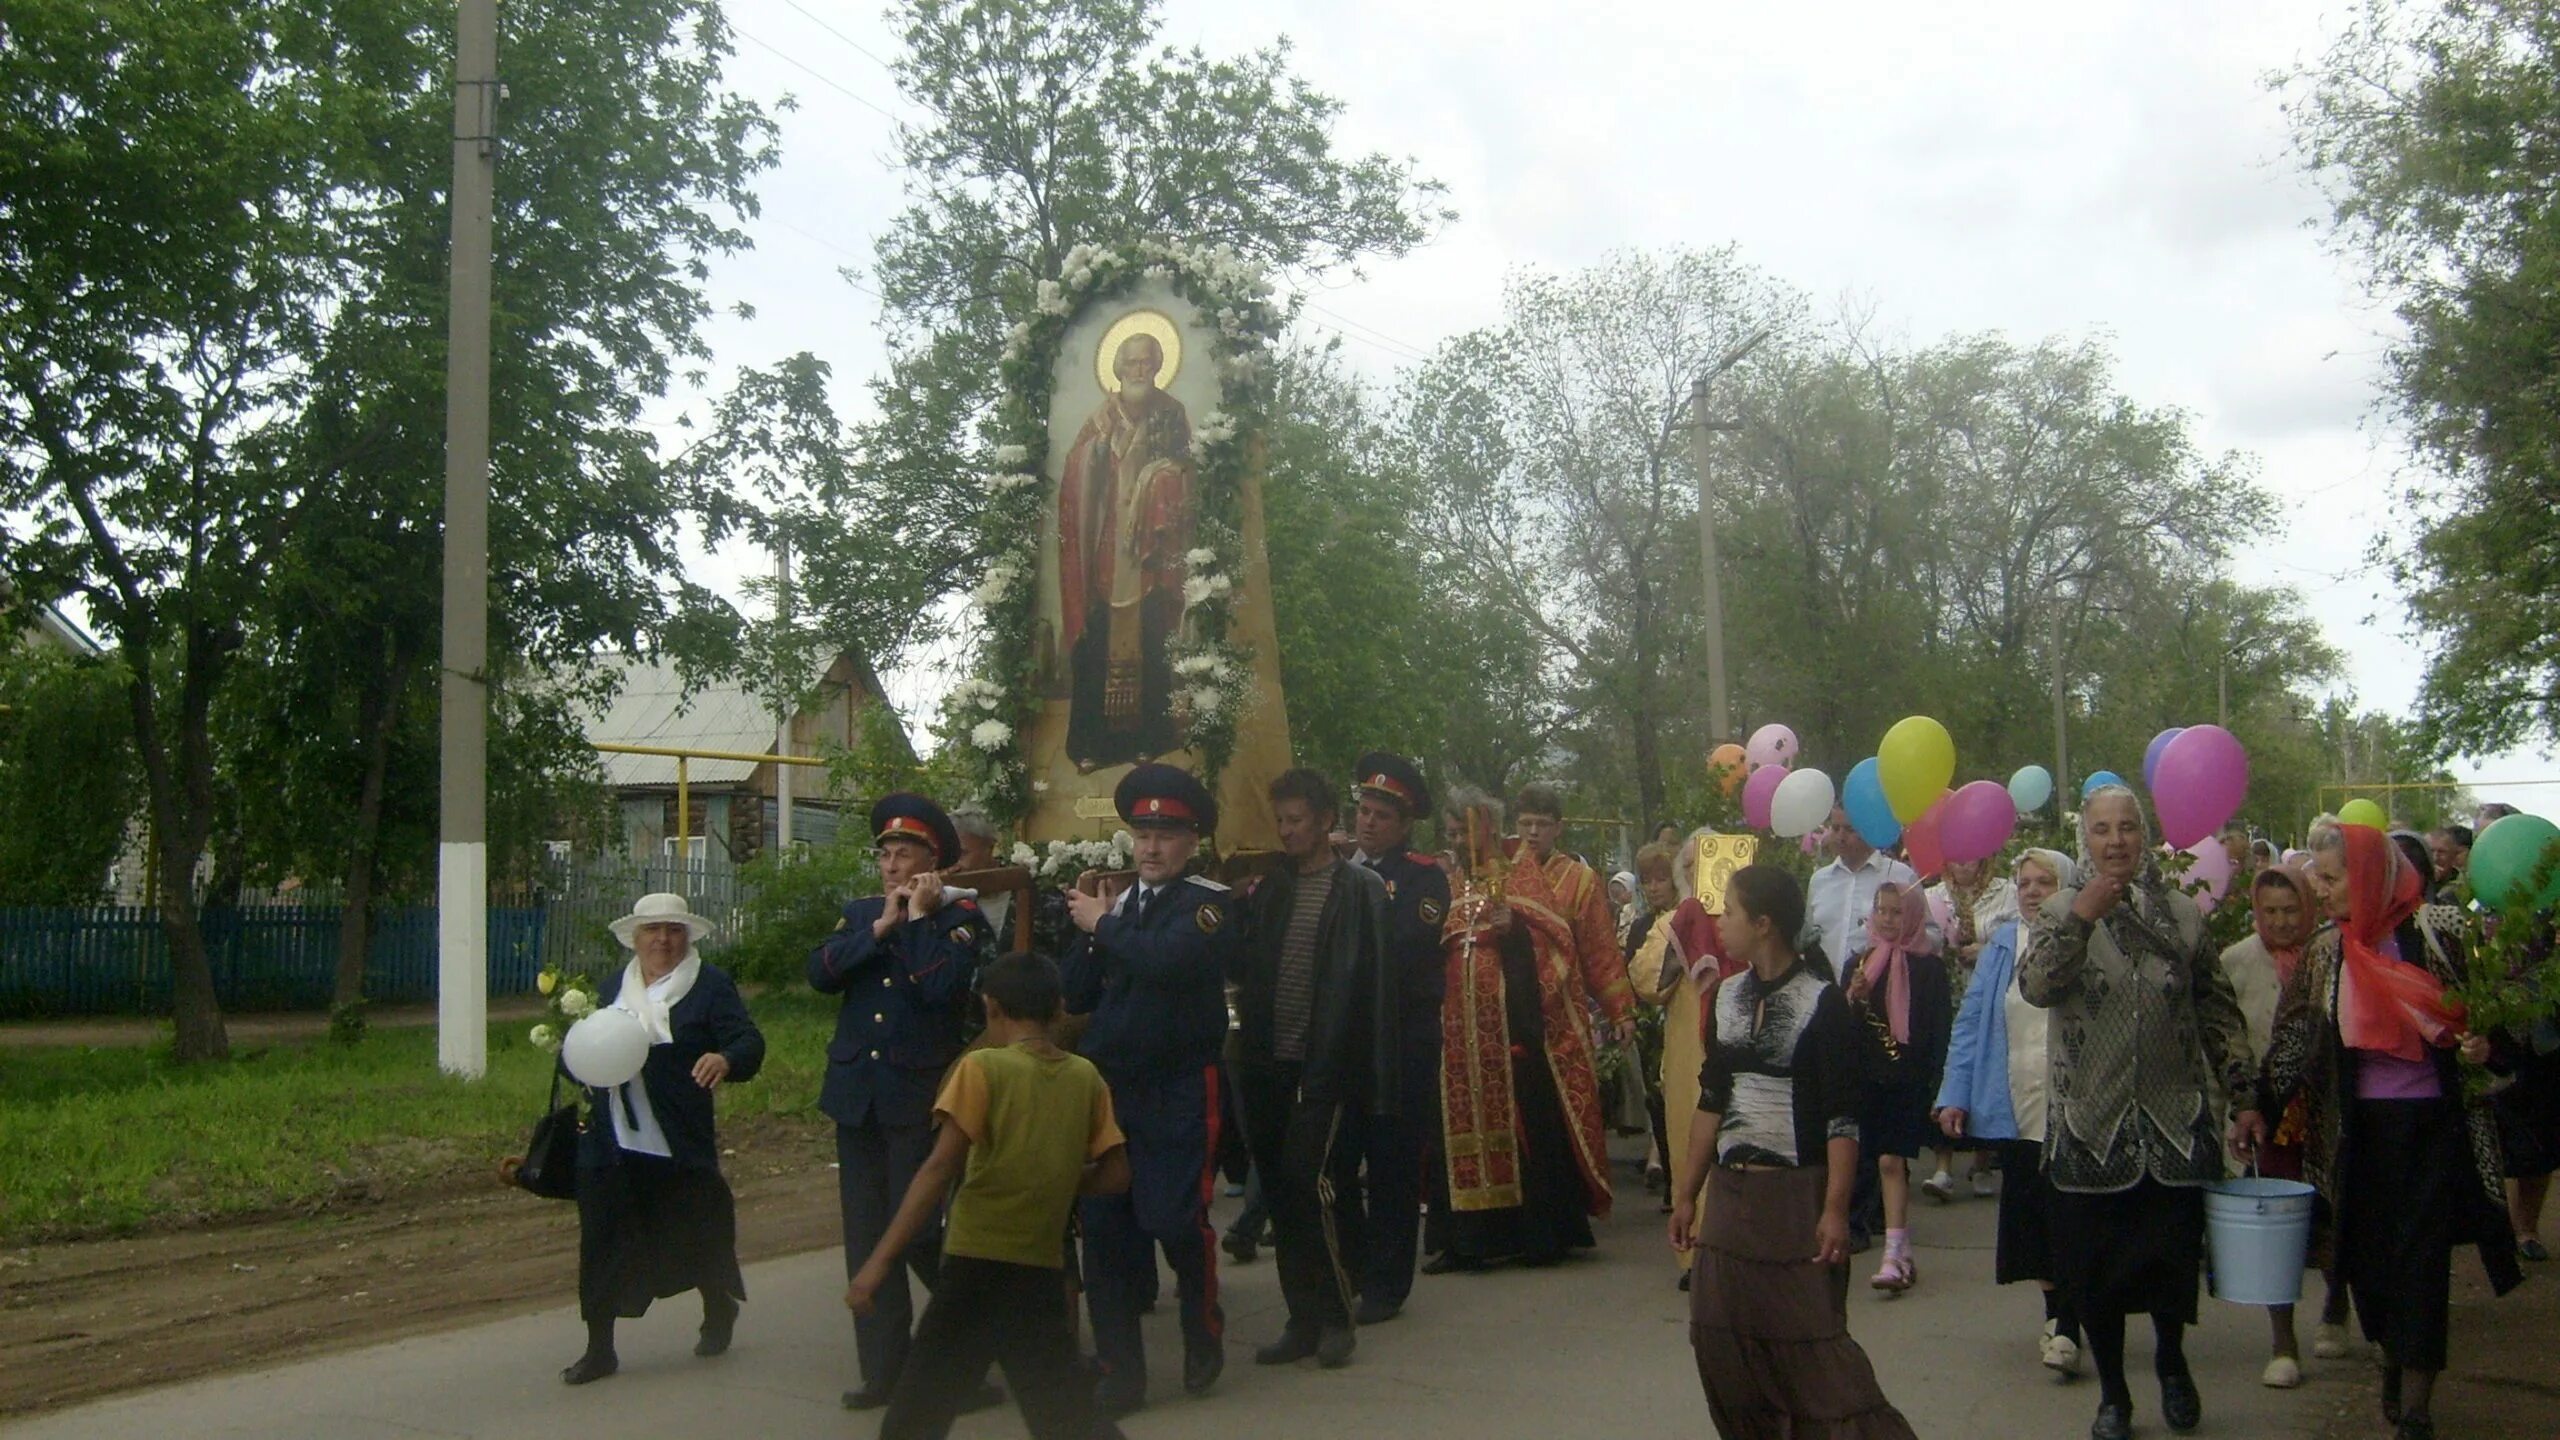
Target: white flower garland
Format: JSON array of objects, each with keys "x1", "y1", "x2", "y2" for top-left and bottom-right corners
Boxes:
[{"x1": 944, "y1": 240, "x2": 1284, "y2": 824}]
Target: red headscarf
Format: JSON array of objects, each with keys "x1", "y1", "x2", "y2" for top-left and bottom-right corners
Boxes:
[
  {"x1": 1858, "y1": 882, "x2": 1934, "y2": 1045},
  {"x1": 2336, "y1": 823, "x2": 2464, "y2": 1062},
  {"x1": 2250, "y1": 865, "x2": 2315, "y2": 989}
]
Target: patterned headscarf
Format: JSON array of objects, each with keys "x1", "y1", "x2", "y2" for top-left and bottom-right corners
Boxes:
[{"x1": 2074, "y1": 785, "x2": 2189, "y2": 968}]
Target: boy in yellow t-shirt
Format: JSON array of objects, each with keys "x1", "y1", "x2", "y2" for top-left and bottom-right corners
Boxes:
[{"x1": 849, "y1": 952, "x2": 1130, "y2": 1439}]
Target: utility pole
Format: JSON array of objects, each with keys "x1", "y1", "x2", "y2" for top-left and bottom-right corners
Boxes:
[
  {"x1": 1688, "y1": 331, "x2": 1769, "y2": 744},
  {"x1": 437, "y1": 0, "x2": 498, "y2": 1079},
  {"x1": 2050, "y1": 606, "x2": 2070, "y2": 811},
  {"x1": 774, "y1": 538, "x2": 794, "y2": 851}
]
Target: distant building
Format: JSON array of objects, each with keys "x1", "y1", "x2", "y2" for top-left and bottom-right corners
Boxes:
[{"x1": 574, "y1": 650, "x2": 911, "y2": 872}]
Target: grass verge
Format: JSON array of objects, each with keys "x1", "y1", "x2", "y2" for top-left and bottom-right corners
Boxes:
[{"x1": 0, "y1": 987, "x2": 838, "y2": 1242}]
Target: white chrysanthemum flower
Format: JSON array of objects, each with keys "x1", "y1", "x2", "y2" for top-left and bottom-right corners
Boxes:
[
  {"x1": 1185, "y1": 547, "x2": 1219, "y2": 568},
  {"x1": 559, "y1": 988, "x2": 595, "y2": 1019},
  {"x1": 1188, "y1": 686, "x2": 1225, "y2": 720},
  {"x1": 993, "y1": 444, "x2": 1029, "y2": 467},
  {"x1": 1035, "y1": 279, "x2": 1069, "y2": 316},
  {"x1": 530, "y1": 1023, "x2": 558, "y2": 1050},
  {"x1": 970, "y1": 720, "x2": 1013, "y2": 749}
]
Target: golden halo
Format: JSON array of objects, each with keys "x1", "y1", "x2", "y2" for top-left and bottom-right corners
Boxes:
[{"x1": 1095, "y1": 309, "x2": 1182, "y2": 396}]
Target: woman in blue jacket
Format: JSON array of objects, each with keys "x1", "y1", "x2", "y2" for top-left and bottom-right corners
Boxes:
[
  {"x1": 1934, "y1": 849, "x2": 2079, "y2": 1377},
  {"x1": 565, "y1": 893, "x2": 766, "y2": 1385}
]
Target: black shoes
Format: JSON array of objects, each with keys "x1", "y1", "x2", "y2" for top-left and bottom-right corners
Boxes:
[
  {"x1": 694, "y1": 1301, "x2": 737, "y2": 1357},
  {"x1": 2160, "y1": 1368, "x2": 2202, "y2": 1434},
  {"x1": 2384, "y1": 1366, "x2": 2405, "y2": 1424},
  {"x1": 1184, "y1": 1335, "x2": 1224, "y2": 1395},
  {"x1": 2395, "y1": 1417, "x2": 2437, "y2": 1440},
  {"x1": 1315, "y1": 1325, "x2": 1355, "y2": 1369},
  {"x1": 561, "y1": 1351, "x2": 618, "y2": 1386},
  {"x1": 2090, "y1": 1400, "x2": 2132, "y2": 1440},
  {"x1": 1353, "y1": 1296, "x2": 1402, "y2": 1325},
  {"x1": 841, "y1": 1382, "x2": 893, "y2": 1411},
  {"x1": 1255, "y1": 1329, "x2": 1318, "y2": 1365},
  {"x1": 1094, "y1": 1376, "x2": 1147, "y2": 1418},
  {"x1": 1223, "y1": 1231, "x2": 1259, "y2": 1264}
]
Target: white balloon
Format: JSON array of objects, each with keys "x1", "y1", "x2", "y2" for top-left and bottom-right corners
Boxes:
[
  {"x1": 1770, "y1": 767, "x2": 1837, "y2": 839},
  {"x1": 562, "y1": 1007, "x2": 652, "y2": 1088}
]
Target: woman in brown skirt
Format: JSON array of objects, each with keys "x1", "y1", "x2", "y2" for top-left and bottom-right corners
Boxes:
[{"x1": 1669, "y1": 864, "x2": 1915, "y2": 1440}]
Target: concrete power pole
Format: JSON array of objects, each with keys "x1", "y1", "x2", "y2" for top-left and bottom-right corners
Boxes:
[
  {"x1": 1688, "y1": 332, "x2": 1769, "y2": 744},
  {"x1": 2051, "y1": 606, "x2": 2070, "y2": 813},
  {"x1": 437, "y1": 0, "x2": 499, "y2": 1079},
  {"x1": 774, "y1": 538, "x2": 794, "y2": 850}
]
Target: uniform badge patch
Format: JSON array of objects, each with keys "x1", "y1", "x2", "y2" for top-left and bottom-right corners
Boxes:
[
  {"x1": 1196, "y1": 903, "x2": 1224, "y2": 933},
  {"x1": 950, "y1": 926, "x2": 973, "y2": 945},
  {"x1": 1419, "y1": 897, "x2": 1444, "y2": 925}
]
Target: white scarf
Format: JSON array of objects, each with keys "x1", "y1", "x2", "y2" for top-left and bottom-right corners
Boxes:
[{"x1": 613, "y1": 950, "x2": 700, "y2": 1045}]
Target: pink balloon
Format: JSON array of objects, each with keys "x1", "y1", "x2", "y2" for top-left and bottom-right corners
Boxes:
[
  {"x1": 1940, "y1": 779, "x2": 2020, "y2": 865},
  {"x1": 1800, "y1": 830, "x2": 1824, "y2": 857},
  {"x1": 1742, "y1": 764, "x2": 1786, "y2": 831},
  {"x1": 2183, "y1": 835, "x2": 2234, "y2": 911},
  {"x1": 1905, "y1": 793, "x2": 1951, "y2": 877},
  {"x1": 1745, "y1": 723, "x2": 1799, "y2": 770},
  {"x1": 2153, "y1": 724, "x2": 2249, "y2": 849}
]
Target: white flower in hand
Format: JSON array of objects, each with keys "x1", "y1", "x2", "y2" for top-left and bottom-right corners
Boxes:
[{"x1": 559, "y1": 988, "x2": 595, "y2": 1019}]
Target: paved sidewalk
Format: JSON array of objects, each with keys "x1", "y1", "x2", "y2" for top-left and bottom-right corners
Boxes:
[{"x1": 8, "y1": 1169, "x2": 2345, "y2": 1439}]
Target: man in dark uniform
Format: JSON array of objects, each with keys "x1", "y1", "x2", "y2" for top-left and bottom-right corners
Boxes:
[
  {"x1": 1343, "y1": 751, "x2": 1450, "y2": 1323},
  {"x1": 1233, "y1": 767, "x2": 1397, "y2": 1370},
  {"x1": 809, "y1": 793, "x2": 990, "y2": 1411},
  {"x1": 1062, "y1": 763, "x2": 1237, "y2": 1417}
]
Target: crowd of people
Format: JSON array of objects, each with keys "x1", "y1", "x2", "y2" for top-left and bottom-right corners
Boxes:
[{"x1": 544, "y1": 761, "x2": 2550, "y2": 1440}]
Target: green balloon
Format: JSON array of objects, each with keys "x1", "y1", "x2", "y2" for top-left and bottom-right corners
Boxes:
[
  {"x1": 2471, "y1": 813, "x2": 2560, "y2": 910},
  {"x1": 2338, "y1": 798, "x2": 2389, "y2": 830}
]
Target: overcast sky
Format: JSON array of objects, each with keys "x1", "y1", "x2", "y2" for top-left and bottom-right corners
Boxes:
[{"x1": 669, "y1": 0, "x2": 2555, "y2": 800}]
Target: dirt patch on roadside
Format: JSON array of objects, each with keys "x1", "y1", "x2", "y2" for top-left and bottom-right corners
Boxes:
[{"x1": 0, "y1": 1114, "x2": 845, "y2": 1417}]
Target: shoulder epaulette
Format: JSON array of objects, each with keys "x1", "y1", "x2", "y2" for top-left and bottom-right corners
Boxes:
[{"x1": 1184, "y1": 874, "x2": 1231, "y2": 893}]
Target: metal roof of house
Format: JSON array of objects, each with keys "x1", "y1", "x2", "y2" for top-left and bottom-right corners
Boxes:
[{"x1": 580, "y1": 656, "x2": 785, "y2": 787}]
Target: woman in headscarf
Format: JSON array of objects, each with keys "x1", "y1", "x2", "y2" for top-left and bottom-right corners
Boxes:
[
  {"x1": 1845, "y1": 881, "x2": 1950, "y2": 1296},
  {"x1": 1924, "y1": 856, "x2": 2021, "y2": 1202},
  {"x1": 1934, "y1": 847, "x2": 2082, "y2": 1376},
  {"x1": 2021, "y1": 785, "x2": 2264, "y2": 1440},
  {"x1": 563, "y1": 892, "x2": 767, "y2": 1385},
  {"x1": 2263, "y1": 822, "x2": 2521, "y2": 1440},
  {"x1": 1621, "y1": 843, "x2": 1681, "y2": 1203},
  {"x1": 2215, "y1": 864, "x2": 2352, "y2": 1388}
]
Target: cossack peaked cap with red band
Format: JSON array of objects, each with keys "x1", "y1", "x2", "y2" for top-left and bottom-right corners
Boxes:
[
  {"x1": 1115, "y1": 762, "x2": 1218, "y2": 836},
  {"x1": 1353, "y1": 750, "x2": 1430, "y2": 819},
  {"x1": 870, "y1": 792, "x2": 961, "y2": 868}
]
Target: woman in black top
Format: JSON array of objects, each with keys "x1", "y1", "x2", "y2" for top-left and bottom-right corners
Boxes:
[{"x1": 1669, "y1": 865, "x2": 1915, "y2": 1440}]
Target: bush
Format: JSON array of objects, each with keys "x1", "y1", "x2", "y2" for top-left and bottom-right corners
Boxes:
[{"x1": 726, "y1": 839, "x2": 878, "y2": 987}]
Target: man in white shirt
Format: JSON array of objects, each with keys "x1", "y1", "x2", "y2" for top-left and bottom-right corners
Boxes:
[{"x1": 1806, "y1": 805, "x2": 1918, "y2": 976}]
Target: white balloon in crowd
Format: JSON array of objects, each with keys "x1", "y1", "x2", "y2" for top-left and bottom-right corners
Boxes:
[{"x1": 562, "y1": 1007, "x2": 651, "y2": 1089}]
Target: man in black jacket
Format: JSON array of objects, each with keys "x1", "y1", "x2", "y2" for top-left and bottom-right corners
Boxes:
[{"x1": 1233, "y1": 767, "x2": 1398, "y2": 1370}]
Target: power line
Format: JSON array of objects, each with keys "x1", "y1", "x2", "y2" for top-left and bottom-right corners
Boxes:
[
  {"x1": 775, "y1": 0, "x2": 902, "y2": 75},
  {"x1": 735, "y1": 27, "x2": 905, "y2": 125},
  {"x1": 1298, "y1": 298, "x2": 1435, "y2": 362}
]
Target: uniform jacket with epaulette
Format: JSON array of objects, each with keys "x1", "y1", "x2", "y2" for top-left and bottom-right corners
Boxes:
[
  {"x1": 808, "y1": 893, "x2": 989, "y2": 1127},
  {"x1": 1062, "y1": 874, "x2": 1237, "y2": 1083}
]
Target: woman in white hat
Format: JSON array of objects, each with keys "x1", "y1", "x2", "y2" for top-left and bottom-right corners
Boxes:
[{"x1": 563, "y1": 893, "x2": 766, "y2": 1385}]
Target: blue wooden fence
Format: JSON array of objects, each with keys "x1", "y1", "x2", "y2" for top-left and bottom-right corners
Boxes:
[{"x1": 0, "y1": 906, "x2": 547, "y2": 1019}]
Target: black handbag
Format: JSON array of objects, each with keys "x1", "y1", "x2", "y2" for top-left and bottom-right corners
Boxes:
[{"x1": 511, "y1": 1064, "x2": 583, "y2": 1201}]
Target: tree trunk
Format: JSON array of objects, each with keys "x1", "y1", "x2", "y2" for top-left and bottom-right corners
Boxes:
[{"x1": 333, "y1": 651, "x2": 408, "y2": 1011}]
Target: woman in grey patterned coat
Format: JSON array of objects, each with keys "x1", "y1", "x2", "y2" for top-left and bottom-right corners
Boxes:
[{"x1": 2020, "y1": 785, "x2": 2266, "y2": 1440}]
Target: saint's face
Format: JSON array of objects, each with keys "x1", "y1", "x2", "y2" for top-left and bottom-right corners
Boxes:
[{"x1": 1116, "y1": 337, "x2": 1161, "y2": 398}]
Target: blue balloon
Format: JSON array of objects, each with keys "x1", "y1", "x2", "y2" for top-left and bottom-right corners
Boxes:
[
  {"x1": 1843, "y1": 757, "x2": 1903, "y2": 849},
  {"x1": 2082, "y1": 769, "x2": 2126, "y2": 799},
  {"x1": 2141, "y1": 728, "x2": 2186, "y2": 791},
  {"x1": 2008, "y1": 764, "x2": 2054, "y2": 813}
]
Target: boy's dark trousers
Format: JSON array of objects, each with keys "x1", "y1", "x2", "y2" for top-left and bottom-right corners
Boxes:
[{"x1": 879, "y1": 1254, "x2": 1124, "y2": 1440}]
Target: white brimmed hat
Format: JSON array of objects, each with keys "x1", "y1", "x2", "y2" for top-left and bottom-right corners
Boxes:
[{"x1": 609, "y1": 892, "x2": 714, "y2": 947}]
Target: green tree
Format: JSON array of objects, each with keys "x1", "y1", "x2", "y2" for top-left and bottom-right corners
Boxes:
[
  {"x1": 776, "y1": 0, "x2": 1449, "y2": 669},
  {"x1": 0, "y1": 0, "x2": 776, "y2": 1053},
  {"x1": 0, "y1": 645, "x2": 139, "y2": 905},
  {"x1": 2280, "y1": 0, "x2": 2560, "y2": 753}
]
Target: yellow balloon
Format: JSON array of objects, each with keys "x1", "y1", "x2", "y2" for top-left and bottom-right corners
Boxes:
[
  {"x1": 1878, "y1": 715, "x2": 1956, "y2": 823},
  {"x1": 2338, "y1": 798, "x2": 2388, "y2": 829}
]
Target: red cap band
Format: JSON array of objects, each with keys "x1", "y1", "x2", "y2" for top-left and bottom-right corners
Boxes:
[
  {"x1": 1131, "y1": 796, "x2": 1197, "y2": 824},
  {"x1": 877, "y1": 815, "x2": 937, "y2": 846},
  {"x1": 1360, "y1": 772, "x2": 1417, "y2": 806}
]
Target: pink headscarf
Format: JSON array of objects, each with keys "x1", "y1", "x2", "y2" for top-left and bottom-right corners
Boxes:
[{"x1": 1859, "y1": 881, "x2": 1934, "y2": 1045}]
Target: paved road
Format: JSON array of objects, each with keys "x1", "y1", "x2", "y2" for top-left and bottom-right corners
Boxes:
[{"x1": 10, "y1": 1160, "x2": 2350, "y2": 1439}]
